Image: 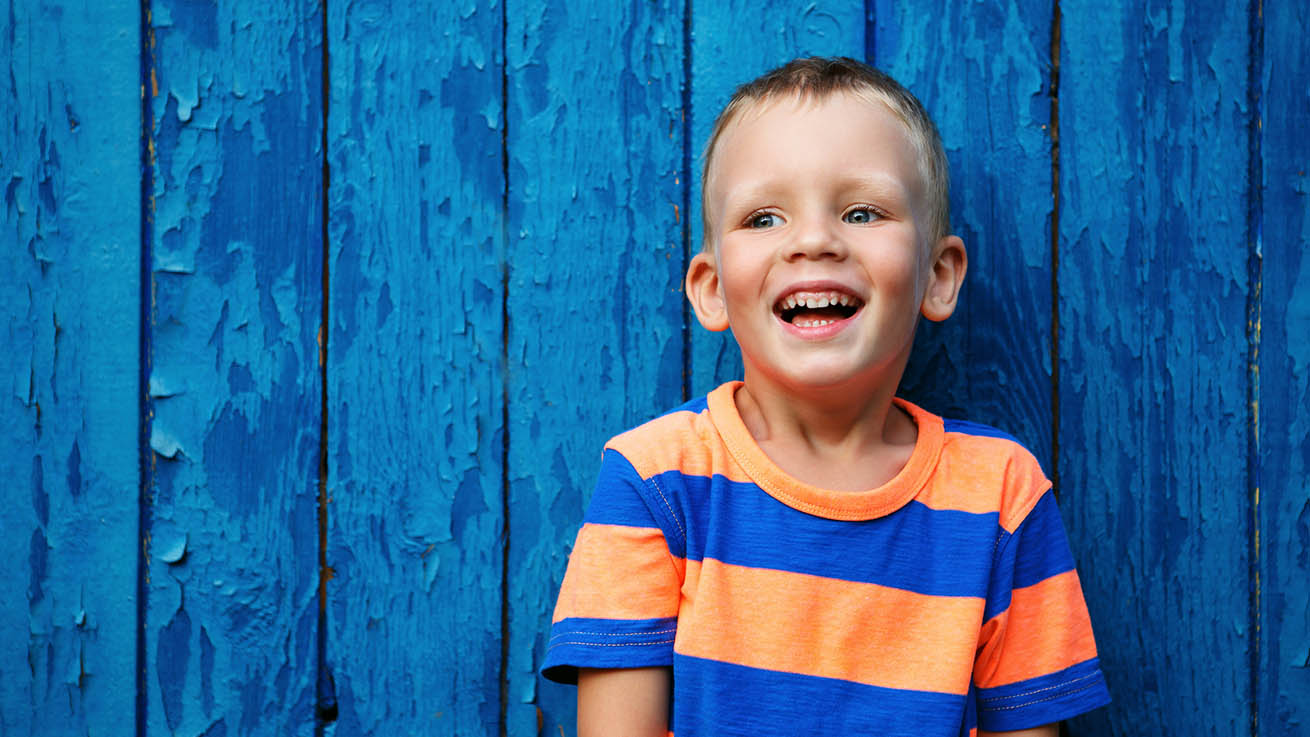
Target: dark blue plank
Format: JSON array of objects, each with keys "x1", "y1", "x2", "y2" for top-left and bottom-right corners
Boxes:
[
  {"x1": 324, "y1": 1, "x2": 505, "y2": 734},
  {"x1": 1058, "y1": 1, "x2": 1252, "y2": 732},
  {"x1": 1258, "y1": 2, "x2": 1310, "y2": 732},
  {"x1": 874, "y1": 0, "x2": 1056, "y2": 467},
  {"x1": 0, "y1": 3, "x2": 140, "y2": 734},
  {"x1": 504, "y1": 2, "x2": 687, "y2": 734},
  {"x1": 146, "y1": 1, "x2": 322, "y2": 733},
  {"x1": 687, "y1": 1, "x2": 866, "y2": 397}
]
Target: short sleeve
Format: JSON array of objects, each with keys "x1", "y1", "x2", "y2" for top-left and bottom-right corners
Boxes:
[
  {"x1": 540, "y1": 448, "x2": 685, "y2": 684},
  {"x1": 973, "y1": 490, "x2": 1111, "y2": 730}
]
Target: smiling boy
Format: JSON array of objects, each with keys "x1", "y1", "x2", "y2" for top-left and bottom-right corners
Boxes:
[{"x1": 542, "y1": 57, "x2": 1109, "y2": 736}]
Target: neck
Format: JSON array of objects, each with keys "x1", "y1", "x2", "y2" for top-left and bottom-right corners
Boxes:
[{"x1": 735, "y1": 364, "x2": 915, "y2": 459}]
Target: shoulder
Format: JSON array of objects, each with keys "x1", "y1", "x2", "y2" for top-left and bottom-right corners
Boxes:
[
  {"x1": 603, "y1": 393, "x2": 718, "y2": 480},
  {"x1": 930, "y1": 415, "x2": 1052, "y2": 533}
]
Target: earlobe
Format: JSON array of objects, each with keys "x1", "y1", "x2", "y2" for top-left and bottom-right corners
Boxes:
[
  {"x1": 920, "y1": 235, "x2": 967, "y2": 322},
  {"x1": 685, "y1": 251, "x2": 731, "y2": 332}
]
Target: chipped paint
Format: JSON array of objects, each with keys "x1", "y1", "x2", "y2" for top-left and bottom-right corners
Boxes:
[
  {"x1": 0, "y1": 2, "x2": 140, "y2": 735},
  {"x1": 324, "y1": 1, "x2": 506, "y2": 734},
  {"x1": 1058, "y1": 0, "x2": 1257, "y2": 732},
  {"x1": 144, "y1": 0, "x2": 323, "y2": 734}
]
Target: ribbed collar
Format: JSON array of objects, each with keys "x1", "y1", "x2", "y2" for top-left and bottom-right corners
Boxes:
[{"x1": 706, "y1": 381, "x2": 943, "y2": 521}]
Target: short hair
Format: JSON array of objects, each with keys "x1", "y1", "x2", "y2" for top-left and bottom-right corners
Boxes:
[{"x1": 700, "y1": 56, "x2": 950, "y2": 251}]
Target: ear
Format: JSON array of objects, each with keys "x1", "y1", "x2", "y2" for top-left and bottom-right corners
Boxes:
[
  {"x1": 920, "y1": 234, "x2": 967, "y2": 322},
  {"x1": 685, "y1": 250, "x2": 731, "y2": 332}
]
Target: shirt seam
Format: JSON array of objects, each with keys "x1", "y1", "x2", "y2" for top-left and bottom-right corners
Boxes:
[
  {"x1": 978, "y1": 671, "x2": 1099, "y2": 703},
  {"x1": 980, "y1": 678, "x2": 1103, "y2": 712}
]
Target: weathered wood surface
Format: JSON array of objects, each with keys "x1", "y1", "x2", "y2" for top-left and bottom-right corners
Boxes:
[
  {"x1": 1258, "y1": 2, "x2": 1310, "y2": 731},
  {"x1": 503, "y1": 1, "x2": 687, "y2": 732},
  {"x1": 687, "y1": 0, "x2": 866, "y2": 397},
  {"x1": 877, "y1": 0, "x2": 1056, "y2": 467},
  {"x1": 0, "y1": 3, "x2": 141, "y2": 735},
  {"x1": 1058, "y1": 1, "x2": 1253, "y2": 733},
  {"x1": 145, "y1": 1, "x2": 323, "y2": 734},
  {"x1": 2, "y1": 1, "x2": 1308, "y2": 735},
  {"x1": 324, "y1": 1, "x2": 505, "y2": 734}
]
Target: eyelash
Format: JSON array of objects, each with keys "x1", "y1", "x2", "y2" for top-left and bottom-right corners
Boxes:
[
  {"x1": 842, "y1": 206, "x2": 885, "y2": 224},
  {"x1": 742, "y1": 206, "x2": 886, "y2": 229}
]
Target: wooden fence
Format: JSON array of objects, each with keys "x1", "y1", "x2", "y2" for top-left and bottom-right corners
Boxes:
[{"x1": 2, "y1": 0, "x2": 1306, "y2": 735}]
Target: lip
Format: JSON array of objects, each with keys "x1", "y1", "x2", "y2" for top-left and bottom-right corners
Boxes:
[{"x1": 772, "y1": 279, "x2": 865, "y2": 341}]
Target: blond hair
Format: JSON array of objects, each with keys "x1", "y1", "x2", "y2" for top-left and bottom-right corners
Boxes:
[{"x1": 700, "y1": 57, "x2": 950, "y2": 251}]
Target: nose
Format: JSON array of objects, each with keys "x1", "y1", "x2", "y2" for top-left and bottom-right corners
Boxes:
[{"x1": 786, "y1": 211, "x2": 847, "y2": 261}]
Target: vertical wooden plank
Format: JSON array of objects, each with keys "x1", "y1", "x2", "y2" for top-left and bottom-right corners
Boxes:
[
  {"x1": 873, "y1": 0, "x2": 1055, "y2": 464},
  {"x1": 324, "y1": 2, "x2": 505, "y2": 734},
  {"x1": 504, "y1": 2, "x2": 686, "y2": 733},
  {"x1": 1258, "y1": 2, "x2": 1310, "y2": 732},
  {"x1": 687, "y1": 1, "x2": 866, "y2": 396},
  {"x1": 146, "y1": 1, "x2": 322, "y2": 733},
  {"x1": 1059, "y1": 1, "x2": 1251, "y2": 732},
  {"x1": 0, "y1": 3, "x2": 140, "y2": 734}
]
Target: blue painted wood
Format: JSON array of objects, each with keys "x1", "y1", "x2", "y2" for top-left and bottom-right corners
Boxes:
[
  {"x1": 0, "y1": 3, "x2": 140, "y2": 734},
  {"x1": 145, "y1": 1, "x2": 322, "y2": 733},
  {"x1": 504, "y1": 1, "x2": 687, "y2": 733},
  {"x1": 874, "y1": 0, "x2": 1056, "y2": 467},
  {"x1": 687, "y1": 1, "x2": 866, "y2": 397},
  {"x1": 1058, "y1": 1, "x2": 1253, "y2": 733},
  {"x1": 1258, "y1": 2, "x2": 1310, "y2": 732},
  {"x1": 323, "y1": 1, "x2": 505, "y2": 734}
]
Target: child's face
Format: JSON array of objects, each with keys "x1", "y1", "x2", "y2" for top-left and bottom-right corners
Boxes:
[{"x1": 689, "y1": 92, "x2": 963, "y2": 395}]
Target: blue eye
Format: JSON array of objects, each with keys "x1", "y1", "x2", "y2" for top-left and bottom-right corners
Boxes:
[
  {"x1": 748, "y1": 213, "x2": 781, "y2": 229},
  {"x1": 843, "y1": 207, "x2": 880, "y2": 224}
]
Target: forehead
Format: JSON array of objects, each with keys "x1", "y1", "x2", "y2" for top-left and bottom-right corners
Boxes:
[{"x1": 707, "y1": 92, "x2": 923, "y2": 206}]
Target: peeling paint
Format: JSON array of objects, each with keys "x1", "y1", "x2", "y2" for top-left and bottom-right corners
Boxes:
[
  {"x1": 144, "y1": 1, "x2": 323, "y2": 735},
  {"x1": 0, "y1": 1, "x2": 140, "y2": 734}
]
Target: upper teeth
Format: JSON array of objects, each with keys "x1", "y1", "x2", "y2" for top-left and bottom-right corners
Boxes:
[{"x1": 781, "y1": 291, "x2": 855, "y2": 310}]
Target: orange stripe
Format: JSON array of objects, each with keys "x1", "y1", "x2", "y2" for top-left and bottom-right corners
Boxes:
[
  {"x1": 606, "y1": 408, "x2": 757, "y2": 485},
  {"x1": 922, "y1": 434, "x2": 1050, "y2": 528},
  {"x1": 674, "y1": 558, "x2": 983, "y2": 695},
  {"x1": 974, "y1": 569, "x2": 1099, "y2": 688},
  {"x1": 552, "y1": 524, "x2": 685, "y2": 623}
]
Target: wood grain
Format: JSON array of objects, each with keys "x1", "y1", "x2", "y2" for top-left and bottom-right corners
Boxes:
[
  {"x1": 1058, "y1": 1, "x2": 1253, "y2": 733},
  {"x1": 145, "y1": 1, "x2": 323, "y2": 733},
  {"x1": 503, "y1": 1, "x2": 687, "y2": 733},
  {"x1": 1258, "y1": 2, "x2": 1310, "y2": 732},
  {"x1": 324, "y1": 1, "x2": 505, "y2": 734},
  {"x1": 0, "y1": 3, "x2": 140, "y2": 734}
]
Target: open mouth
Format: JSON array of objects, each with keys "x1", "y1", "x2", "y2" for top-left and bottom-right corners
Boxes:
[{"x1": 774, "y1": 290, "x2": 864, "y2": 328}]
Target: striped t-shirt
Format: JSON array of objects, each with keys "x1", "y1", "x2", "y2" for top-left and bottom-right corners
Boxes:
[{"x1": 542, "y1": 382, "x2": 1109, "y2": 735}]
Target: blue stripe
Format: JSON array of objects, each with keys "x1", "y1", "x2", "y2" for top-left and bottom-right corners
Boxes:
[
  {"x1": 542, "y1": 616, "x2": 678, "y2": 684},
  {"x1": 672, "y1": 654, "x2": 967, "y2": 736},
  {"x1": 984, "y1": 492, "x2": 1077, "y2": 621},
  {"x1": 584, "y1": 449, "x2": 663, "y2": 528},
  {"x1": 976, "y1": 658, "x2": 1110, "y2": 731},
  {"x1": 660, "y1": 395, "x2": 708, "y2": 416},
  {"x1": 943, "y1": 418, "x2": 1023, "y2": 443},
  {"x1": 654, "y1": 470, "x2": 1000, "y2": 598}
]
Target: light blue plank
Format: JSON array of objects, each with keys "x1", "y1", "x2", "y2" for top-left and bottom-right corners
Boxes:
[
  {"x1": 0, "y1": 3, "x2": 140, "y2": 735},
  {"x1": 146, "y1": 1, "x2": 322, "y2": 733},
  {"x1": 324, "y1": 1, "x2": 505, "y2": 734},
  {"x1": 874, "y1": 0, "x2": 1055, "y2": 466},
  {"x1": 1258, "y1": 2, "x2": 1310, "y2": 732},
  {"x1": 1058, "y1": 1, "x2": 1252, "y2": 732},
  {"x1": 687, "y1": 1, "x2": 866, "y2": 396},
  {"x1": 504, "y1": 1, "x2": 686, "y2": 733}
]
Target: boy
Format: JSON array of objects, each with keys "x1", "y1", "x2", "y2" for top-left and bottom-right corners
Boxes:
[{"x1": 542, "y1": 57, "x2": 1109, "y2": 736}]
